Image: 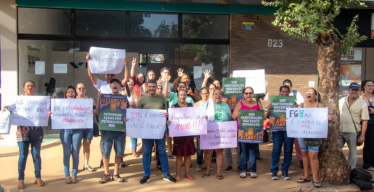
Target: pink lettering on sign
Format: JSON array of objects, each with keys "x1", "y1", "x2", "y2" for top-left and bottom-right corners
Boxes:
[
  {"x1": 62, "y1": 117, "x2": 85, "y2": 124},
  {"x1": 175, "y1": 120, "x2": 201, "y2": 131},
  {"x1": 73, "y1": 105, "x2": 91, "y2": 113},
  {"x1": 302, "y1": 125, "x2": 311, "y2": 129},
  {"x1": 131, "y1": 112, "x2": 142, "y2": 121}
]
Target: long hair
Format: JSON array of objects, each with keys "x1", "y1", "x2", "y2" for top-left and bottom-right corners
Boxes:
[
  {"x1": 308, "y1": 88, "x2": 321, "y2": 102},
  {"x1": 362, "y1": 80, "x2": 374, "y2": 94},
  {"x1": 64, "y1": 85, "x2": 77, "y2": 98}
]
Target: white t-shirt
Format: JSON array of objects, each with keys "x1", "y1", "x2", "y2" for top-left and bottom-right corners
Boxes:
[
  {"x1": 94, "y1": 79, "x2": 111, "y2": 94},
  {"x1": 289, "y1": 90, "x2": 305, "y2": 105}
]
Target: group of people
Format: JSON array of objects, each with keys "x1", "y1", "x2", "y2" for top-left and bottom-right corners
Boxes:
[{"x1": 7, "y1": 53, "x2": 374, "y2": 190}]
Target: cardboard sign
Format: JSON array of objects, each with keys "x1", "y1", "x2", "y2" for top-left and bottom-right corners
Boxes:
[
  {"x1": 269, "y1": 95, "x2": 295, "y2": 131},
  {"x1": 51, "y1": 99, "x2": 93, "y2": 129},
  {"x1": 238, "y1": 109, "x2": 264, "y2": 143},
  {"x1": 89, "y1": 47, "x2": 126, "y2": 74},
  {"x1": 233, "y1": 69, "x2": 266, "y2": 94},
  {"x1": 200, "y1": 121, "x2": 237, "y2": 150},
  {"x1": 126, "y1": 108, "x2": 167, "y2": 139},
  {"x1": 168, "y1": 107, "x2": 207, "y2": 137},
  {"x1": 7, "y1": 96, "x2": 50, "y2": 126},
  {"x1": 222, "y1": 77, "x2": 246, "y2": 110},
  {"x1": 98, "y1": 94, "x2": 128, "y2": 132},
  {"x1": 286, "y1": 108, "x2": 328, "y2": 138}
]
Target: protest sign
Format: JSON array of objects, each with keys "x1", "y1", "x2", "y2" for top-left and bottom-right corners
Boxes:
[
  {"x1": 233, "y1": 69, "x2": 266, "y2": 94},
  {"x1": 126, "y1": 108, "x2": 167, "y2": 139},
  {"x1": 286, "y1": 108, "x2": 328, "y2": 138},
  {"x1": 269, "y1": 95, "x2": 296, "y2": 131},
  {"x1": 51, "y1": 99, "x2": 93, "y2": 129},
  {"x1": 98, "y1": 94, "x2": 128, "y2": 132},
  {"x1": 200, "y1": 121, "x2": 237, "y2": 150},
  {"x1": 7, "y1": 96, "x2": 50, "y2": 126},
  {"x1": 222, "y1": 77, "x2": 245, "y2": 110},
  {"x1": 238, "y1": 109, "x2": 264, "y2": 143},
  {"x1": 89, "y1": 47, "x2": 126, "y2": 74},
  {"x1": 168, "y1": 107, "x2": 207, "y2": 137}
]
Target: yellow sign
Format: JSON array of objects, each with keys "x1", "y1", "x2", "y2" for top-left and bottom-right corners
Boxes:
[{"x1": 242, "y1": 22, "x2": 254, "y2": 25}]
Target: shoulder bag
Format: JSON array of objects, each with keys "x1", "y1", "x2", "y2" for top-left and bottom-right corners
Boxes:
[
  {"x1": 345, "y1": 99, "x2": 363, "y2": 146},
  {"x1": 29, "y1": 128, "x2": 44, "y2": 140},
  {"x1": 303, "y1": 103, "x2": 322, "y2": 146}
]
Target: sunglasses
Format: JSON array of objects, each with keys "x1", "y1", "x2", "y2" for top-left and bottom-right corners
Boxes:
[
  {"x1": 305, "y1": 91, "x2": 315, "y2": 94},
  {"x1": 244, "y1": 92, "x2": 253, "y2": 95},
  {"x1": 77, "y1": 87, "x2": 86, "y2": 90}
]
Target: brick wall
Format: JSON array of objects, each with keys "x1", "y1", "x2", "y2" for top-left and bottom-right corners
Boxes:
[{"x1": 230, "y1": 14, "x2": 319, "y2": 106}]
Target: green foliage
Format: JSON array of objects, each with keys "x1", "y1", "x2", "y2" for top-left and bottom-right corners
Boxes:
[{"x1": 263, "y1": 0, "x2": 367, "y2": 55}]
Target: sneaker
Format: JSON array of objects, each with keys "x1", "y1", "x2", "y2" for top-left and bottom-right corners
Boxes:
[
  {"x1": 163, "y1": 173, "x2": 177, "y2": 183},
  {"x1": 120, "y1": 159, "x2": 126, "y2": 168},
  {"x1": 156, "y1": 166, "x2": 163, "y2": 172},
  {"x1": 300, "y1": 160, "x2": 304, "y2": 169},
  {"x1": 282, "y1": 173, "x2": 290, "y2": 180},
  {"x1": 99, "y1": 159, "x2": 104, "y2": 169},
  {"x1": 140, "y1": 176, "x2": 150, "y2": 184},
  {"x1": 211, "y1": 157, "x2": 216, "y2": 163},
  {"x1": 224, "y1": 165, "x2": 233, "y2": 173},
  {"x1": 112, "y1": 173, "x2": 125, "y2": 182},
  {"x1": 99, "y1": 173, "x2": 111, "y2": 184},
  {"x1": 271, "y1": 173, "x2": 278, "y2": 180}
]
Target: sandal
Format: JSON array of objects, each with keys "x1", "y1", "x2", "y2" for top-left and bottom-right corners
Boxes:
[
  {"x1": 84, "y1": 166, "x2": 96, "y2": 172},
  {"x1": 18, "y1": 181, "x2": 25, "y2": 189},
  {"x1": 313, "y1": 181, "x2": 322, "y2": 188},
  {"x1": 184, "y1": 175, "x2": 195, "y2": 180},
  {"x1": 175, "y1": 176, "x2": 181, "y2": 181},
  {"x1": 196, "y1": 165, "x2": 202, "y2": 172},
  {"x1": 201, "y1": 173, "x2": 210, "y2": 178},
  {"x1": 216, "y1": 174, "x2": 224, "y2": 180},
  {"x1": 137, "y1": 147, "x2": 143, "y2": 153},
  {"x1": 169, "y1": 155, "x2": 176, "y2": 159},
  {"x1": 35, "y1": 179, "x2": 45, "y2": 186},
  {"x1": 297, "y1": 177, "x2": 311, "y2": 183},
  {"x1": 250, "y1": 173, "x2": 257, "y2": 178},
  {"x1": 240, "y1": 172, "x2": 247, "y2": 179}
]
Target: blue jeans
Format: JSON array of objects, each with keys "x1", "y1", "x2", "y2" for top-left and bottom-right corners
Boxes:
[
  {"x1": 131, "y1": 138, "x2": 137, "y2": 150},
  {"x1": 271, "y1": 131, "x2": 294, "y2": 174},
  {"x1": 142, "y1": 134, "x2": 169, "y2": 176},
  {"x1": 60, "y1": 129, "x2": 83, "y2": 177},
  {"x1": 18, "y1": 139, "x2": 42, "y2": 180},
  {"x1": 240, "y1": 143, "x2": 257, "y2": 172},
  {"x1": 196, "y1": 137, "x2": 204, "y2": 165}
]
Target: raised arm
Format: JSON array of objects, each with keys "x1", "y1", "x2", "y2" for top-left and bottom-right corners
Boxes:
[
  {"x1": 188, "y1": 87, "x2": 201, "y2": 102},
  {"x1": 121, "y1": 58, "x2": 129, "y2": 86},
  {"x1": 232, "y1": 101, "x2": 242, "y2": 120},
  {"x1": 163, "y1": 75, "x2": 171, "y2": 99},
  {"x1": 130, "y1": 57, "x2": 136, "y2": 78},
  {"x1": 202, "y1": 69, "x2": 211, "y2": 88},
  {"x1": 172, "y1": 68, "x2": 184, "y2": 88},
  {"x1": 86, "y1": 53, "x2": 98, "y2": 86}
]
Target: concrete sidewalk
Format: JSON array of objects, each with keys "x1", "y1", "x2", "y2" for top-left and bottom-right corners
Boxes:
[{"x1": 0, "y1": 137, "x2": 364, "y2": 192}]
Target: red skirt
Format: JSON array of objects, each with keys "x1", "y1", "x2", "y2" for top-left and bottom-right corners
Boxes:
[{"x1": 172, "y1": 136, "x2": 196, "y2": 157}]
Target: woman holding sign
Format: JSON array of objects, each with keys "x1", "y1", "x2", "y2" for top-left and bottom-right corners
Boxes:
[
  {"x1": 166, "y1": 90, "x2": 196, "y2": 181},
  {"x1": 202, "y1": 89, "x2": 232, "y2": 180},
  {"x1": 3, "y1": 81, "x2": 47, "y2": 189},
  {"x1": 232, "y1": 87, "x2": 263, "y2": 179}
]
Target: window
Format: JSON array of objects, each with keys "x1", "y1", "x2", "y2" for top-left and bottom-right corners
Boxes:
[
  {"x1": 75, "y1": 10, "x2": 126, "y2": 37},
  {"x1": 130, "y1": 12, "x2": 178, "y2": 38},
  {"x1": 18, "y1": 8, "x2": 71, "y2": 35},
  {"x1": 182, "y1": 14, "x2": 229, "y2": 39}
]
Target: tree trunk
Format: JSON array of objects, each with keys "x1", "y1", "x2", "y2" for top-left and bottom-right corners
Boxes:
[{"x1": 317, "y1": 34, "x2": 351, "y2": 185}]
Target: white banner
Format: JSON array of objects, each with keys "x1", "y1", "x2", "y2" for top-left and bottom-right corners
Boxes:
[
  {"x1": 51, "y1": 99, "x2": 93, "y2": 129},
  {"x1": 126, "y1": 109, "x2": 167, "y2": 139},
  {"x1": 200, "y1": 121, "x2": 237, "y2": 150},
  {"x1": 286, "y1": 108, "x2": 328, "y2": 138},
  {"x1": 89, "y1": 46, "x2": 126, "y2": 74},
  {"x1": 168, "y1": 107, "x2": 207, "y2": 137},
  {"x1": 233, "y1": 69, "x2": 266, "y2": 94},
  {"x1": 7, "y1": 96, "x2": 50, "y2": 126}
]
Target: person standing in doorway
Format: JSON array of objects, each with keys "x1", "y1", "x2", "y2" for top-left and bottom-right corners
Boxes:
[{"x1": 339, "y1": 82, "x2": 369, "y2": 169}]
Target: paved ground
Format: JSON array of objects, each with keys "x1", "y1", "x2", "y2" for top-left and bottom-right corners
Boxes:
[{"x1": 0, "y1": 137, "x2": 364, "y2": 192}]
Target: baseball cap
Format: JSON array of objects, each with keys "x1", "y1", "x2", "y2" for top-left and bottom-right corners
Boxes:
[
  {"x1": 110, "y1": 78, "x2": 121, "y2": 84},
  {"x1": 349, "y1": 83, "x2": 360, "y2": 90}
]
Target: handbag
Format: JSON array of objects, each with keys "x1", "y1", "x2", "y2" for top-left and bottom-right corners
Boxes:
[
  {"x1": 345, "y1": 100, "x2": 363, "y2": 146},
  {"x1": 205, "y1": 98, "x2": 215, "y2": 122},
  {"x1": 29, "y1": 129, "x2": 44, "y2": 140},
  {"x1": 93, "y1": 115, "x2": 100, "y2": 137},
  {"x1": 0, "y1": 109, "x2": 12, "y2": 134},
  {"x1": 304, "y1": 138, "x2": 322, "y2": 146},
  {"x1": 263, "y1": 129, "x2": 269, "y2": 143}
]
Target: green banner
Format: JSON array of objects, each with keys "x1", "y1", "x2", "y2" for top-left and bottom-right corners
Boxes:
[
  {"x1": 269, "y1": 95, "x2": 296, "y2": 131},
  {"x1": 222, "y1": 77, "x2": 245, "y2": 109},
  {"x1": 238, "y1": 109, "x2": 264, "y2": 143},
  {"x1": 99, "y1": 94, "x2": 129, "y2": 132}
]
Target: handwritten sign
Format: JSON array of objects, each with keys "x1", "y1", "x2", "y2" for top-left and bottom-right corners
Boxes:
[
  {"x1": 7, "y1": 96, "x2": 50, "y2": 126},
  {"x1": 99, "y1": 94, "x2": 128, "y2": 132},
  {"x1": 233, "y1": 69, "x2": 266, "y2": 94},
  {"x1": 286, "y1": 108, "x2": 328, "y2": 138},
  {"x1": 200, "y1": 121, "x2": 237, "y2": 150},
  {"x1": 168, "y1": 107, "x2": 207, "y2": 137},
  {"x1": 222, "y1": 77, "x2": 245, "y2": 109},
  {"x1": 238, "y1": 109, "x2": 264, "y2": 143},
  {"x1": 126, "y1": 108, "x2": 167, "y2": 139},
  {"x1": 89, "y1": 47, "x2": 126, "y2": 74},
  {"x1": 51, "y1": 99, "x2": 93, "y2": 129},
  {"x1": 269, "y1": 95, "x2": 295, "y2": 131}
]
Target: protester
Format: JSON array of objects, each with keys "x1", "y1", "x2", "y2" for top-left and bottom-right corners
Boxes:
[
  {"x1": 76, "y1": 83, "x2": 96, "y2": 172},
  {"x1": 202, "y1": 89, "x2": 232, "y2": 180},
  {"x1": 232, "y1": 87, "x2": 263, "y2": 179},
  {"x1": 296, "y1": 88, "x2": 333, "y2": 188},
  {"x1": 339, "y1": 83, "x2": 369, "y2": 169},
  {"x1": 157, "y1": 84, "x2": 163, "y2": 95},
  {"x1": 3, "y1": 81, "x2": 46, "y2": 189},
  {"x1": 136, "y1": 79, "x2": 176, "y2": 184},
  {"x1": 208, "y1": 84, "x2": 217, "y2": 99},
  {"x1": 172, "y1": 68, "x2": 200, "y2": 102},
  {"x1": 166, "y1": 90, "x2": 196, "y2": 181},
  {"x1": 95, "y1": 78, "x2": 128, "y2": 184},
  {"x1": 130, "y1": 58, "x2": 145, "y2": 98},
  {"x1": 157, "y1": 67, "x2": 176, "y2": 93},
  {"x1": 266, "y1": 85, "x2": 296, "y2": 180},
  {"x1": 361, "y1": 80, "x2": 374, "y2": 171}
]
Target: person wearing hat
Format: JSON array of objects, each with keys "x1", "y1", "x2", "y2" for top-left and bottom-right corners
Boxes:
[
  {"x1": 339, "y1": 82, "x2": 369, "y2": 169},
  {"x1": 95, "y1": 78, "x2": 129, "y2": 184}
]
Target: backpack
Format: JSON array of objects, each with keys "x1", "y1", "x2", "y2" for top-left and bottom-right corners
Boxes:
[{"x1": 350, "y1": 168, "x2": 373, "y2": 191}]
